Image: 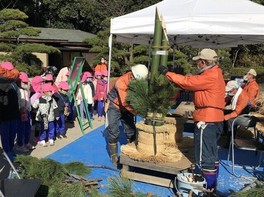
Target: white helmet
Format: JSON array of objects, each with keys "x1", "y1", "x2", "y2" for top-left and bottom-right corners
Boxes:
[{"x1": 131, "y1": 64, "x2": 148, "y2": 80}]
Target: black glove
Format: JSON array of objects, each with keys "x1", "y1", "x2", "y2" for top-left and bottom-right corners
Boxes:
[{"x1": 158, "y1": 65, "x2": 169, "y2": 75}]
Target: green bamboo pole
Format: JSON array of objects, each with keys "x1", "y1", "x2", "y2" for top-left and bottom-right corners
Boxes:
[
  {"x1": 151, "y1": 8, "x2": 163, "y2": 81},
  {"x1": 160, "y1": 28, "x2": 169, "y2": 68}
]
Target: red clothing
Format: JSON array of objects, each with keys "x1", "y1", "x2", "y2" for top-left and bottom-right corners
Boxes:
[
  {"x1": 109, "y1": 72, "x2": 136, "y2": 115},
  {"x1": 94, "y1": 63, "x2": 107, "y2": 72},
  {"x1": 243, "y1": 79, "x2": 260, "y2": 107},
  {"x1": 166, "y1": 65, "x2": 225, "y2": 122},
  {"x1": 224, "y1": 90, "x2": 249, "y2": 120},
  {"x1": 94, "y1": 79, "x2": 107, "y2": 101}
]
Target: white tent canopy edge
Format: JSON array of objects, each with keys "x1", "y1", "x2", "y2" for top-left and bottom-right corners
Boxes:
[{"x1": 107, "y1": 0, "x2": 264, "y2": 90}]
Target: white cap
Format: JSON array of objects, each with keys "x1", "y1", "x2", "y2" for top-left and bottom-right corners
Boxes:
[
  {"x1": 225, "y1": 80, "x2": 239, "y2": 92},
  {"x1": 192, "y1": 48, "x2": 218, "y2": 61},
  {"x1": 131, "y1": 64, "x2": 148, "y2": 80},
  {"x1": 247, "y1": 69, "x2": 257, "y2": 77}
]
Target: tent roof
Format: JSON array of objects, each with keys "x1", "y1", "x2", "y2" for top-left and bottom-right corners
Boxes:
[{"x1": 110, "y1": 0, "x2": 264, "y2": 47}]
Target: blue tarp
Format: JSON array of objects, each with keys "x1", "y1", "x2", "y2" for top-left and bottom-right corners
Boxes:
[{"x1": 48, "y1": 124, "x2": 264, "y2": 197}]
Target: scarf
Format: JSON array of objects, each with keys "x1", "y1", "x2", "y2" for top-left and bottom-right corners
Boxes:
[{"x1": 231, "y1": 87, "x2": 242, "y2": 110}]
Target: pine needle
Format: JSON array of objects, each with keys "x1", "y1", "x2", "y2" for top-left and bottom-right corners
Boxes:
[
  {"x1": 63, "y1": 162, "x2": 91, "y2": 176},
  {"x1": 126, "y1": 75, "x2": 178, "y2": 119}
]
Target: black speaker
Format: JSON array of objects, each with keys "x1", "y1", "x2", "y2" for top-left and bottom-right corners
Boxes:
[{"x1": 0, "y1": 179, "x2": 40, "y2": 197}]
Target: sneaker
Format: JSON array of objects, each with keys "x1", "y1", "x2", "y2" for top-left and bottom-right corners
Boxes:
[
  {"x1": 16, "y1": 146, "x2": 29, "y2": 153},
  {"x1": 49, "y1": 139, "x2": 55, "y2": 146},
  {"x1": 25, "y1": 143, "x2": 36, "y2": 150},
  {"x1": 38, "y1": 140, "x2": 47, "y2": 147},
  {"x1": 98, "y1": 116, "x2": 102, "y2": 121}
]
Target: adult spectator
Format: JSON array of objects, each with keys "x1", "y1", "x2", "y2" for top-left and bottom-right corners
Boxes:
[
  {"x1": 243, "y1": 69, "x2": 260, "y2": 109},
  {"x1": 0, "y1": 62, "x2": 20, "y2": 161},
  {"x1": 160, "y1": 49, "x2": 225, "y2": 191},
  {"x1": 224, "y1": 80, "x2": 252, "y2": 144},
  {"x1": 94, "y1": 58, "x2": 107, "y2": 72}
]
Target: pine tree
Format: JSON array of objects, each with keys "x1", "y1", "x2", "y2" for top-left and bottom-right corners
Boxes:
[{"x1": 0, "y1": 9, "x2": 60, "y2": 76}]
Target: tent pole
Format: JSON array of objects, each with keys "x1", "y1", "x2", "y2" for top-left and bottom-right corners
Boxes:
[{"x1": 107, "y1": 33, "x2": 113, "y2": 93}]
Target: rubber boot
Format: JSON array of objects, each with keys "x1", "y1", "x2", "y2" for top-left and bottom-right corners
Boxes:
[
  {"x1": 202, "y1": 168, "x2": 217, "y2": 191},
  {"x1": 108, "y1": 142, "x2": 118, "y2": 166}
]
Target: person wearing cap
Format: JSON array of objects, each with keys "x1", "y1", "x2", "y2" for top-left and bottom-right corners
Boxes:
[
  {"x1": 16, "y1": 72, "x2": 35, "y2": 152},
  {"x1": 94, "y1": 70, "x2": 108, "y2": 121},
  {"x1": 43, "y1": 74, "x2": 59, "y2": 93},
  {"x1": 76, "y1": 72, "x2": 94, "y2": 123},
  {"x1": 243, "y1": 69, "x2": 260, "y2": 108},
  {"x1": 30, "y1": 75, "x2": 44, "y2": 142},
  {"x1": 53, "y1": 81, "x2": 71, "y2": 139},
  {"x1": 105, "y1": 64, "x2": 149, "y2": 166},
  {"x1": 224, "y1": 80, "x2": 252, "y2": 146},
  {"x1": 160, "y1": 48, "x2": 225, "y2": 190},
  {"x1": 0, "y1": 61, "x2": 19, "y2": 80},
  {"x1": 0, "y1": 62, "x2": 20, "y2": 161},
  {"x1": 93, "y1": 71, "x2": 102, "y2": 115},
  {"x1": 32, "y1": 83, "x2": 60, "y2": 147}
]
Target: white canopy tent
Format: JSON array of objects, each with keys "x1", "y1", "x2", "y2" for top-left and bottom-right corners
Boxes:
[
  {"x1": 110, "y1": 0, "x2": 264, "y2": 48},
  {"x1": 107, "y1": 0, "x2": 264, "y2": 82}
]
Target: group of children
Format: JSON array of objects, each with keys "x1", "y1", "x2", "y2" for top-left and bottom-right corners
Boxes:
[
  {"x1": 0, "y1": 60, "x2": 109, "y2": 161},
  {"x1": 76, "y1": 70, "x2": 108, "y2": 123}
]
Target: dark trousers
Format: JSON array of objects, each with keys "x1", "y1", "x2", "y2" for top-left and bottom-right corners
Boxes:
[
  {"x1": 17, "y1": 114, "x2": 31, "y2": 146},
  {"x1": 194, "y1": 122, "x2": 223, "y2": 169},
  {"x1": 0, "y1": 119, "x2": 18, "y2": 153},
  {"x1": 56, "y1": 114, "x2": 66, "y2": 136},
  {"x1": 105, "y1": 102, "x2": 136, "y2": 144}
]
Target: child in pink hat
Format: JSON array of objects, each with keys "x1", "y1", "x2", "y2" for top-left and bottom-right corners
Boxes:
[
  {"x1": 43, "y1": 74, "x2": 59, "y2": 93},
  {"x1": 16, "y1": 72, "x2": 35, "y2": 152},
  {"x1": 76, "y1": 72, "x2": 94, "y2": 122},
  {"x1": 53, "y1": 81, "x2": 71, "y2": 139},
  {"x1": 94, "y1": 70, "x2": 108, "y2": 121},
  {"x1": 32, "y1": 83, "x2": 60, "y2": 146}
]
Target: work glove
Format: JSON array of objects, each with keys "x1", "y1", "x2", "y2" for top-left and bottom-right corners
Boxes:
[{"x1": 158, "y1": 65, "x2": 169, "y2": 75}]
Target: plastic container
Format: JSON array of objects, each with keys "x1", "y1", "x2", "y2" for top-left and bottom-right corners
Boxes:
[{"x1": 175, "y1": 173, "x2": 206, "y2": 197}]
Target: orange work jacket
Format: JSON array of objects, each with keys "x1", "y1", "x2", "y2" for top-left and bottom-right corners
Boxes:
[
  {"x1": 94, "y1": 63, "x2": 107, "y2": 72},
  {"x1": 107, "y1": 72, "x2": 136, "y2": 115},
  {"x1": 0, "y1": 67, "x2": 19, "y2": 80},
  {"x1": 243, "y1": 79, "x2": 260, "y2": 107},
  {"x1": 166, "y1": 65, "x2": 225, "y2": 122},
  {"x1": 224, "y1": 90, "x2": 249, "y2": 120}
]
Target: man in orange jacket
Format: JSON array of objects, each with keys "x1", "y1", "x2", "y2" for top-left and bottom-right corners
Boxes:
[
  {"x1": 224, "y1": 80, "x2": 256, "y2": 147},
  {"x1": 160, "y1": 48, "x2": 225, "y2": 190},
  {"x1": 105, "y1": 64, "x2": 149, "y2": 165},
  {"x1": 243, "y1": 69, "x2": 260, "y2": 109}
]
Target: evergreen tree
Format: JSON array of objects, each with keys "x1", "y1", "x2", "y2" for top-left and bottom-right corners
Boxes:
[{"x1": 0, "y1": 9, "x2": 59, "y2": 76}]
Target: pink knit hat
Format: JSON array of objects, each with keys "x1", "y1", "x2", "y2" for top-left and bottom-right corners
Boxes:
[
  {"x1": 1, "y1": 61, "x2": 14, "y2": 70},
  {"x1": 94, "y1": 71, "x2": 101, "y2": 76},
  {"x1": 85, "y1": 71, "x2": 92, "y2": 78},
  {"x1": 44, "y1": 74, "x2": 53, "y2": 81},
  {"x1": 31, "y1": 76, "x2": 43, "y2": 92},
  {"x1": 59, "y1": 81, "x2": 69, "y2": 90},
  {"x1": 81, "y1": 73, "x2": 87, "y2": 83},
  {"x1": 101, "y1": 70, "x2": 108, "y2": 77},
  {"x1": 19, "y1": 72, "x2": 29, "y2": 83},
  {"x1": 42, "y1": 83, "x2": 54, "y2": 92}
]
